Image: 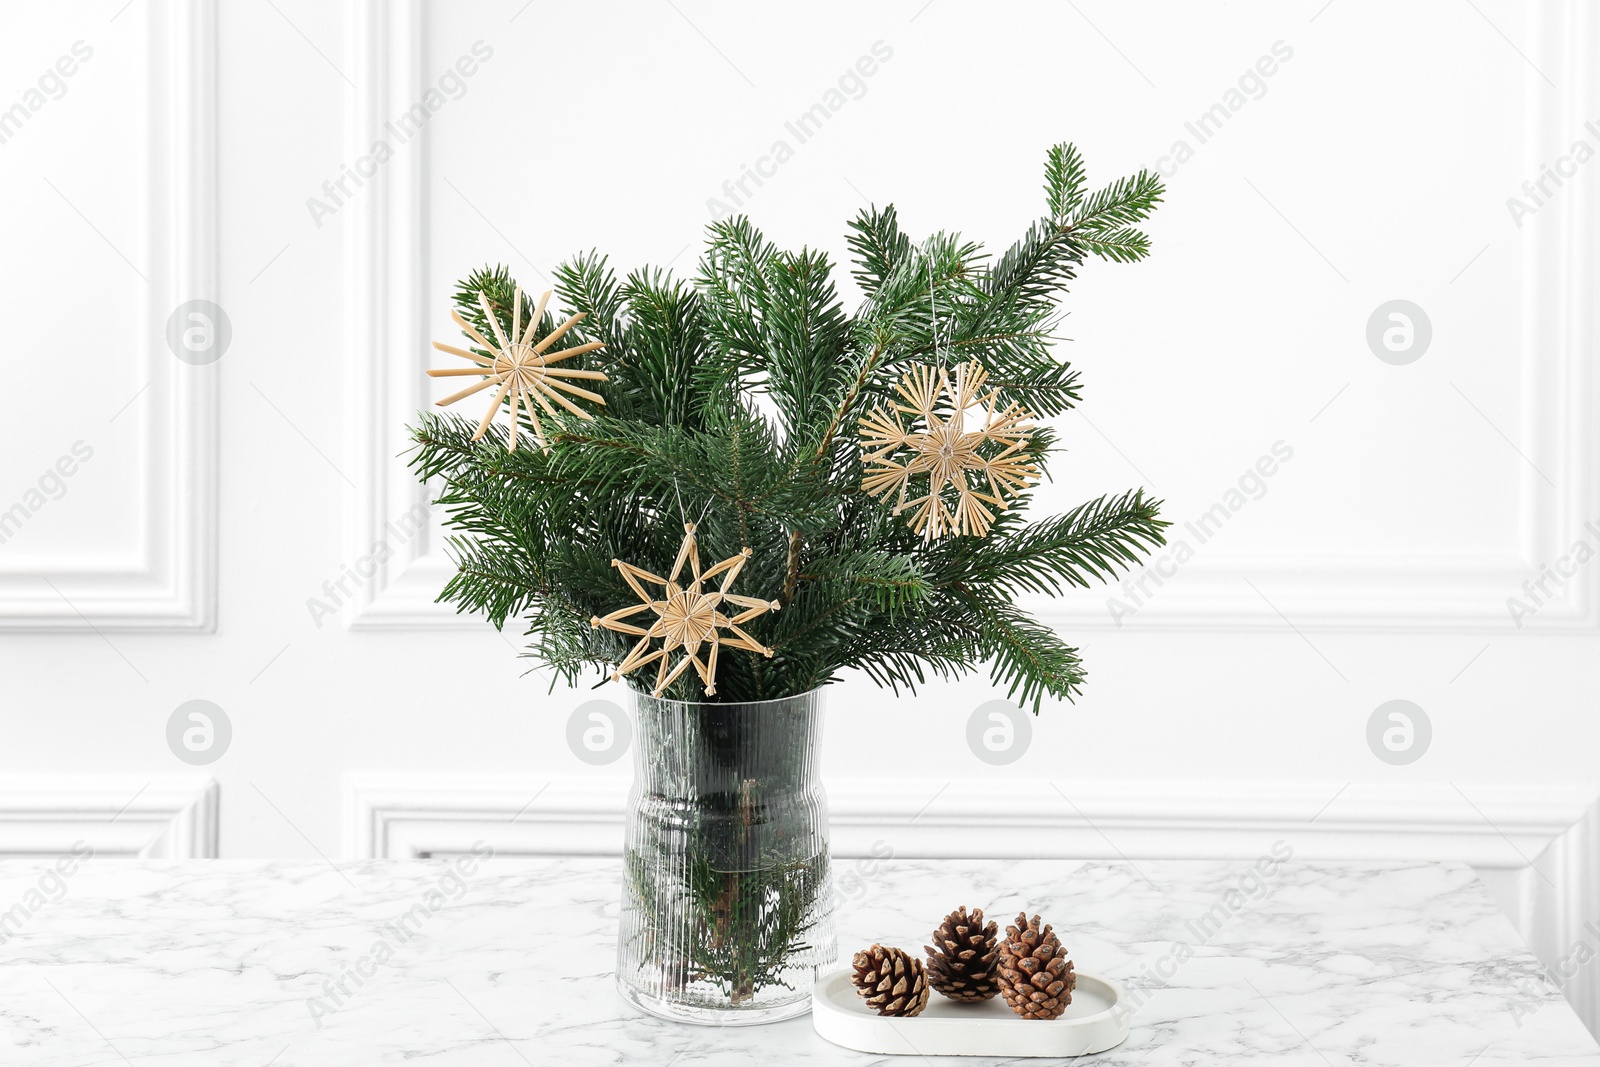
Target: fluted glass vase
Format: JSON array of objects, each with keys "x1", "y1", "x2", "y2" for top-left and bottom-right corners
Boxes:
[{"x1": 616, "y1": 688, "x2": 836, "y2": 1025}]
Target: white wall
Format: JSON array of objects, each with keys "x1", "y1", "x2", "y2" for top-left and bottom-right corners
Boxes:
[{"x1": 3, "y1": 0, "x2": 1598, "y2": 1030}]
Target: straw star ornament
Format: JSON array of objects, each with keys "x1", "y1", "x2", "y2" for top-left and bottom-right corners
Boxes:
[
  {"x1": 590, "y1": 523, "x2": 781, "y2": 697},
  {"x1": 859, "y1": 360, "x2": 1039, "y2": 540},
  {"x1": 428, "y1": 286, "x2": 608, "y2": 451}
]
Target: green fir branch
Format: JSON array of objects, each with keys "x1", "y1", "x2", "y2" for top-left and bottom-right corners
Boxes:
[{"x1": 407, "y1": 140, "x2": 1166, "y2": 710}]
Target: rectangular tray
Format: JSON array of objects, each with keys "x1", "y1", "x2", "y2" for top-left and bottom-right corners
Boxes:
[{"x1": 812, "y1": 969, "x2": 1129, "y2": 1058}]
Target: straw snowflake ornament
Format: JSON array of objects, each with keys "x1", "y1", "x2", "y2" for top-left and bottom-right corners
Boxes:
[
  {"x1": 859, "y1": 360, "x2": 1039, "y2": 540},
  {"x1": 428, "y1": 285, "x2": 607, "y2": 451},
  {"x1": 590, "y1": 523, "x2": 781, "y2": 697}
]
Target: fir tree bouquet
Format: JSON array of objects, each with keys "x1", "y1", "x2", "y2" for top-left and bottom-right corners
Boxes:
[{"x1": 408, "y1": 142, "x2": 1166, "y2": 1020}]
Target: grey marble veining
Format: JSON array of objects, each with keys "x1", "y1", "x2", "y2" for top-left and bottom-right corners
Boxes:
[{"x1": 0, "y1": 855, "x2": 1595, "y2": 1065}]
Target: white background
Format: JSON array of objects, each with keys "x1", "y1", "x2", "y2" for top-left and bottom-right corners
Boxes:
[{"x1": 2, "y1": 0, "x2": 1598, "y2": 1030}]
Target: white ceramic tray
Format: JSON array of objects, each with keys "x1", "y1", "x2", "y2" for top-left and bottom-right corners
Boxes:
[{"x1": 811, "y1": 969, "x2": 1129, "y2": 1058}]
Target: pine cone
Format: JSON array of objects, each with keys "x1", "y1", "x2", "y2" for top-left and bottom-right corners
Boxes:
[
  {"x1": 850, "y1": 944, "x2": 931, "y2": 1017},
  {"x1": 924, "y1": 905, "x2": 1000, "y2": 1002},
  {"x1": 996, "y1": 913, "x2": 1075, "y2": 1020}
]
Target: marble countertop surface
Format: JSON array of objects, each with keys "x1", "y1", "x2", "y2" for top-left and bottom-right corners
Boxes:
[{"x1": 0, "y1": 855, "x2": 1596, "y2": 1065}]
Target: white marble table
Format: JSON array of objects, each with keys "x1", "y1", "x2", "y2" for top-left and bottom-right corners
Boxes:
[{"x1": 0, "y1": 856, "x2": 1596, "y2": 1065}]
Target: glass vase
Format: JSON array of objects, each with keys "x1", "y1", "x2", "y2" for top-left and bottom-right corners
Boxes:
[{"x1": 616, "y1": 688, "x2": 836, "y2": 1025}]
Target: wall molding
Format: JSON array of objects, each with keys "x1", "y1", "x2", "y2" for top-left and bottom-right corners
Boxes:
[
  {"x1": 1043, "y1": 0, "x2": 1598, "y2": 633},
  {"x1": 0, "y1": 0, "x2": 218, "y2": 632},
  {"x1": 343, "y1": 0, "x2": 468, "y2": 629},
  {"x1": 1523, "y1": 791, "x2": 1600, "y2": 1035},
  {"x1": 0, "y1": 777, "x2": 218, "y2": 858},
  {"x1": 343, "y1": 774, "x2": 1594, "y2": 863}
]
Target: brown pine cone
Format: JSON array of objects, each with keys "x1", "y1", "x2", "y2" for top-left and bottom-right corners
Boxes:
[
  {"x1": 924, "y1": 905, "x2": 1000, "y2": 1002},
  {"x1": 850, "y1": 944, "x2": 931, "y2": 1017},
  {"x1": 996, "y1": 912, "x2": 1075, "y2": 1020}
]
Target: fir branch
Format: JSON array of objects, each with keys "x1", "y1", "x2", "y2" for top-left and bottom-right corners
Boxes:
[
  {"x1": 1077, "y1": 226, "x2": 1152, "y2": 264},
  {"x1": 933, "y1": 489, "x2": 1168, "y2": 597},
  {"x1": 1063, "y1": 168, "x2": 1164, "y2": 263},
  {"x1": 552, "y1": 252, "x2": 625, "y2": 352},
  {"x1": 797, "y1": 550, "x2": 928, "y2": 619},
  {"x1": 1044, "y1": 142, "x2": 1088, "y2": 221},
  {"x1": 408, "y1": 140, "x2": 1166, "y2": 706},
  {"x1": 845, "y1": 204, "x2": 913, "y2": 295},
  {"x1": 953, "y1": 590, "x2": 1086, "y2": 711},
  {"x1": 1069, "y1": 169, "x2": 1165, "y2": 234}
]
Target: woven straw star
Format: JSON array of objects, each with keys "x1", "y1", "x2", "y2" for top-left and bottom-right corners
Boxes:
[
  {"x1": 589, "y1": 523, "x2": 781, "y2": 697},
  {"x1": 428, "y1": 285, "x2": 607, "y2": 451},
  {"x1": 859, "y1": 360, "x2": 1038, "y2": 540}
]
